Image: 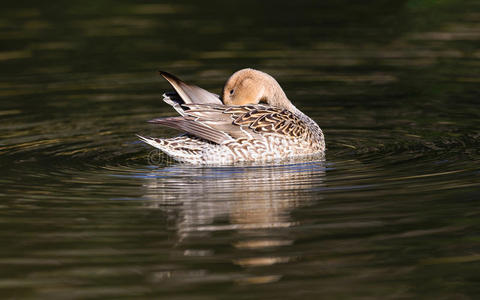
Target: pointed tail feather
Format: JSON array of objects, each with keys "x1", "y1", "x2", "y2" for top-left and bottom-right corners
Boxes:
[{"x1": 137, "y1": 134, "x2": 203, "y2": 164}]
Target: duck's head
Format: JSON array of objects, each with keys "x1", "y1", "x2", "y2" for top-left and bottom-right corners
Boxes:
[{"x1": 222, "y1": 68, "x2": 292, "y2": 110}]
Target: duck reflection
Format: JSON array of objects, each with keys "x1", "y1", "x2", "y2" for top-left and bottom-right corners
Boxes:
[{"x1": 142, "y1": 159, "x2": 325, "y2": 281}]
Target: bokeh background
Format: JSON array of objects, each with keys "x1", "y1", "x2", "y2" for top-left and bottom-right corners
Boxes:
[{"x1": 1, "y1": 0, "x2": 479, "y2": 299}]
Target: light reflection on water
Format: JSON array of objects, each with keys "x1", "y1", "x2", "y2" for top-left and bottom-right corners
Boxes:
[
  {"x1": 142, "y1": 162, "x2": 325, "y2": 233},
  {"x1": 141, "y1": 162, "x2": 325, "y2": 282}
]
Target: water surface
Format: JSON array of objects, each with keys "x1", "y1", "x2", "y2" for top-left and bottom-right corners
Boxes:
[{"x1": 1, "y1": 0, "x2": 480, "y2": 299}]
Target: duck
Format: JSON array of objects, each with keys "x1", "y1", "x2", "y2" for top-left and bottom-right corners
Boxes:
[{"x1": 138, "y1": 68, "x2": 325, "y2": 164}]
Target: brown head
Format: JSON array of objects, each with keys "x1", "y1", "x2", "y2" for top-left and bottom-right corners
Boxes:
[{"x1": 222, "y1": 68, "x2": 294, "y2": 110}]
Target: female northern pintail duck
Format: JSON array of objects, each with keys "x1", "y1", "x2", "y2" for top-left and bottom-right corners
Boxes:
[{"x1": 138, "y1": 69, "x2": 325, "y2": 164}]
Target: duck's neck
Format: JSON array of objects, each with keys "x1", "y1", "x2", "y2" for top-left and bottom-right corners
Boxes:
[
  {"x1": 259, "y1": 73, "x2": 324, "y2": 144},
  {"x1": 261, "y1": 73, "x2": 314, "y2": 121},
  {"x1": 289, "y1": 102, "x2": 315, "y2": 127},
  {"x1": 267, "y1": 81, "x2": 318, "y2": 125},
  {"x1": 263, "y1": 76, "x2": 296, "y2": 111},
  {"x1": 265, "y1": 82, "x2": 302, "y2": 116}
]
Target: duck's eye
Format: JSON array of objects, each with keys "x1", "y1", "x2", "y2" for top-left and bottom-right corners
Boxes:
[{"x1": 229, "y1": 89, "x2": 234, "y2": 95}]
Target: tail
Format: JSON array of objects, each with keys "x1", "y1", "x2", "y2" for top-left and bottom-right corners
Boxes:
[
  {"x1": 136, "y1": 134, "x2": 167, "y2": 151},
  {"x1": 137, "y1": 134, "x2": 205, "y2": 164}
]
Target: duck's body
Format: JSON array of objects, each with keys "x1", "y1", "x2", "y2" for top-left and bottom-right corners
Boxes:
[{"x1": 138, "y1": 69, "x2": 325, "y2": 164}]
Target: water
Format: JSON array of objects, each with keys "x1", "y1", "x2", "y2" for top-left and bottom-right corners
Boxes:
[{"x1": 1, "y1": 0, "x2": 480, "y2": 298}]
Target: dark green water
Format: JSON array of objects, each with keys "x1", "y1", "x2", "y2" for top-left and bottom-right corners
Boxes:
[{"x1": 1, "y1": 0, "x2": 480, "y2": 299}]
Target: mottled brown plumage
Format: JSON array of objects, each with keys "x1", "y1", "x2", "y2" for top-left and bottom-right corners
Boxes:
[{"x1": 138, "y1": 69, "x2": 325, "y2": 164}]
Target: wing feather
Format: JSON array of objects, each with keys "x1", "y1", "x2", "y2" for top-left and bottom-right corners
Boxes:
[
  {"x1": 153, "y1": 71, "x2": 308, "y2": 144},
  {"x1": 149, "y1": 117, "x2": 231, "y2": 145},
  {"x1": 159, "y1": 71, "x2": 221, "y2": 105}
]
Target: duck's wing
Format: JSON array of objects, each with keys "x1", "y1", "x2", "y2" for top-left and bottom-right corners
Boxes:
[
  {"x1": 149, "y1": 103, "x2": 255, "y2": 145},
  {"x1": 224, "y1": 105, "x2": 308, "y2": 139},
  {"x1": 159, "y1": 71, "x2": 222, "y2": 107},
  {"x1": 154, "y1": 71, "x2": 231, "y2": 144},
  {"x1": 150, "y1": 104, "x2": 307, "y2": 145},
  {"x1": 148, "y1": 114, "x2": 232, "y2": 145}
]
